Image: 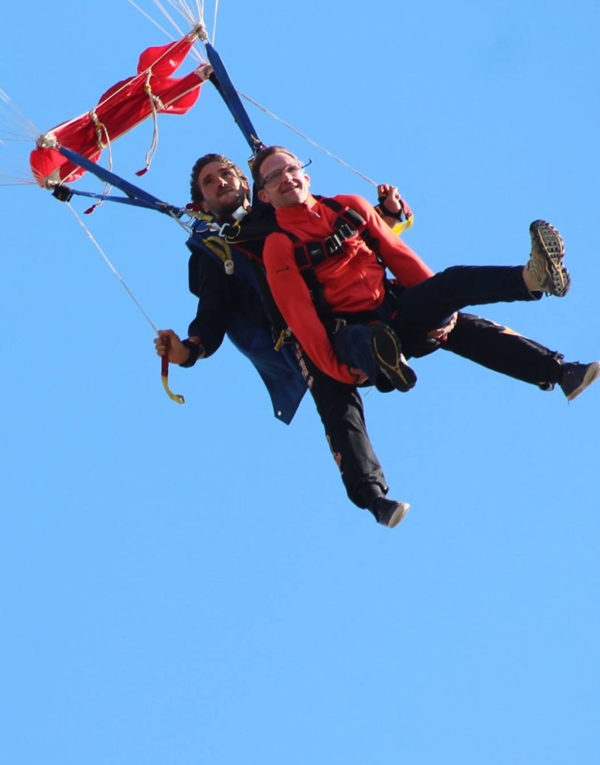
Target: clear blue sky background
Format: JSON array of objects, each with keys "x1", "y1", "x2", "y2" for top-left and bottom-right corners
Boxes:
[{"x1": 1, "y1": 1, "x2": 599, "y2": 763}]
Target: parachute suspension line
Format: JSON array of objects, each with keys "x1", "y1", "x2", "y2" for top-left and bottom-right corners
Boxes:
[
  {"x1": 65, "y1": 202, "x2": 185, "y2": 405},
  {"x1": 127, "y1": 0, "x2": 175, "y2": 38},
  {"x1": 166, "y1": 0, "x2": 203, "y2": 26},
  {"x1": 65, "y1": 202, "x2": 158, "y2": 334},
  {"x1": 212, "y1": 0, "x2": 220, "y2": 44},
  {"x1": 238, "y1": 90, "x2": 377, "y2": 187},
  {"x1": 0, "y1": 94, "x2": 42, "y2": 186},
  {"x1": 150, "y1": 0, "x2": 195, "y2": 34},
  {"x1": 152, "y1": 0, "x2": 186, "y2": 35},
  {"x1": 128, "y1": 0, "x2": 205, "y2": 38},
  {"x1": 0, "y1": 134, "x2": 36, "y2": 186},
  {"x1": 167, "y1": 208, "x2": 195, "y2": 235},
  {"x1": 127, "y1": 2, "x2": 205, "y2": 67},
  {"x1": 119, "y1": 6, "x2": 374, "y2": 188},
  {"x1": 0, "y1": 88, "x2": 40, "y2": 139}
]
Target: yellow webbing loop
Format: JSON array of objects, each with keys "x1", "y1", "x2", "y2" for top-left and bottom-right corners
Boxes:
[
  {"x1": 161, "y1": 375, "x2": 185, "y2": 404},
  {"x1": 392, "y1": 214, "x2": 415, "y2": 237}
]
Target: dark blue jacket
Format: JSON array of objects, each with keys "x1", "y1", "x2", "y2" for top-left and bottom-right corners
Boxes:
[{"x1": 184, "y1": 219, "x2": 306, "y2": 424}]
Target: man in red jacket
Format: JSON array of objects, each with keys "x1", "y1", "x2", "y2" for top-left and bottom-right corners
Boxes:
[{"x1": 253, "y1": 146, "x2": 590, "y2": 399}]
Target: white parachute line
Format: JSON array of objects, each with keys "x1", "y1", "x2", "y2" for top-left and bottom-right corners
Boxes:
[
  {"x1": 0, "y1": 131, "x2": 38, "y2": 142},
  {"x1": 0, "y1": 89, "x2": 41, "y2": 138},
  {"x1": 0, "y1": 122, "x2": 37, "y2": 185},
  {"x1": 0, "y1": 153, "x2": 34, "y2": 182},
  {"x1": 212, "y1": 0, "x2": 220, "y2": 45},
  {"x1": 128, "y1": 0, "x2": 203, "y2": 31},
  {"x1": 0, "y1": 167, "x2": 31, "y2": 184},
  {"x1": 238, "y1": 91, "x2": 377, "y2": 187},
  {"x1": 0, "y1": 110, "x2": 39, "y2": 139},
  {"x1": 181, "y1": 0, "x2": 204, "y2": 24},
  {"x1": 168, "y1": 0, "x2": 200, "y2": 25},
  {"x1": 66, "y1": 202, "x2": 159, "y2": 335},
  {"x1": 167, "y1": 208, "x2": 194, "y2": 235},
  {"x1": 128, "y1": 1, "x2": 206, "y2": 64},
  {"x1": 127, "y1": 0, "x2": 176, "y2": 38},
  {"x1": 150, "y1": 0, "x2": 187, "y2": 35}
]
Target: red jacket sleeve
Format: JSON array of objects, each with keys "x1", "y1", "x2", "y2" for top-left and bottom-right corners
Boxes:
[
  {"x1": 337, "y1": 194, "x2": 435, "y2": 285},
  {"x1": 263, "y1": 232, "x2": 359, "y2": 385}
]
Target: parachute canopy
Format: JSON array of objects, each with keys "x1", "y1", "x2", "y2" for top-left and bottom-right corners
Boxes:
[{"x1": 30, "y1": 30, "x2": 208, "y2": 188}]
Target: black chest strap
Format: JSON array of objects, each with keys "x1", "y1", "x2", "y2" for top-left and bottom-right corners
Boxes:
[{"x1": 289, "y1": 198, "x2": 369, "y2": 271}]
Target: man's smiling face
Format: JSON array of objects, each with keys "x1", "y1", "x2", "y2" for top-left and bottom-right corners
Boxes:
[{"x1": 257, "y1": 151, "x2": 310, "y2": 209}]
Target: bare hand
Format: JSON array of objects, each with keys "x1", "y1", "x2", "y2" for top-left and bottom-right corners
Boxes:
[
  {"x1": 154, "y1": 329, "x2": 190, "y2": 365},
  {"x1": 377, "y1": 184, "x2": 403, "y2": 216},
  {"x1": 427, "y1": 313, "x2": 458, "y2": 341},
  {"x1": 349, "y1": 366, "x2": 369, "y2": 384}
]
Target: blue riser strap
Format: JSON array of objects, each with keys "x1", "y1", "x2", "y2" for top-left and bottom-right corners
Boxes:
[{"x1": 204, "y1": 43, "x2": 264, "y2": 155}]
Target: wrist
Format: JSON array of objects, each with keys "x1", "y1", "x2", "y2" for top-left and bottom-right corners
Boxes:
[{"x1": 180, "y1": 338, "x2": 204, "y2": 367}]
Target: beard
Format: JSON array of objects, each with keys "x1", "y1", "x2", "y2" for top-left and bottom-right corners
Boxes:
[{"x1": 214, "y1": 187, "x2": 249, "y2": 220}]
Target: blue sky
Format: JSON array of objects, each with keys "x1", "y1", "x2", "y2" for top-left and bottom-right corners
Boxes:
[{"x1": 1, "y1": 1, "x2": 599, "y2": 763}]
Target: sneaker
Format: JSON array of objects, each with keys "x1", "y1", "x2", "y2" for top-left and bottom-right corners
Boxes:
[
  {"x1": 371, "y1": 497, "x2": 410, "y2": 528},
  {"x1": 526, "y1": 219, "x2": 571, "y2": 296},
  {"x1": 559, "y1": 361, "x2": 600, "y2": 401},
  {"x1": 370, "y1": 323, "x2": 417, "y2": 392}
]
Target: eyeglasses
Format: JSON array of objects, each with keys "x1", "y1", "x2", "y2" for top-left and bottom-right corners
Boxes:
[{"x1": 260, "y1": 160, "x2": 310, "y2": 189}]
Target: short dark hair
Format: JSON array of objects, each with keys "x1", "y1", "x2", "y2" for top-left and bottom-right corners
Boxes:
[
  {"x1": 251, "y1": 146, "x2": 299, "y2": 189},
  {"x1": 190, "y1": 153, "x2": 248, "y2": 204}
]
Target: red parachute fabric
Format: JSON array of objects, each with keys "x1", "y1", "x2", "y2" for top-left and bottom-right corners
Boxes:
[{"x1": 30, "y1": 32, "x2": 207, "y2": 187}]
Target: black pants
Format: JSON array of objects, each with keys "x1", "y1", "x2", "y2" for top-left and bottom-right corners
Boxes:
[
  {"x1": 443, "y1": 313, "x2": 563, "y2": 389},
  {"x1": 302, "y1": 309, "x2": 564, "y2": 509},
  {"x1": 296, "y1": 345, "x2": 388, "y2": 509},
  {"x1": 386, "y1": 266, "x2": 563, "y2": 388}
]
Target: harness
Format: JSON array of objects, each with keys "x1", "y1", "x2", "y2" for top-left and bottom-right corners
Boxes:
[
  {"x1": 187, "y1": 211, "x2": 291, "y2": 347},
  {"x1": 190, "y1": 197, "x2": 391, "y2": 349},
  {"x1": 185, "y1": 217, "x2": 307, "y2": 424},
  {"x1": 290, "y1": 200, "x2": 370, "y2": 271},
  {"x1": 279, "y1": 197, "x2": 384, "y2": 331}
]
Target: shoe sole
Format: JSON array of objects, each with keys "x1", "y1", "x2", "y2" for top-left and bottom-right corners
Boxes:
[
  {"x1": 529, "y1": 220, "x2": 571, "y2": 296},
  {"x1": 386, "y1": 502, "x2": 410, "y2": 528},
  {"x1": 566, "y1": 361, "x2": 600, "y2": 401},
  {"x1": 370, "y1": 324, "x2": 417, "y2": 392}
]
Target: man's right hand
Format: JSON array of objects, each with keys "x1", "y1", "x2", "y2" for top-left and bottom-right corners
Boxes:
[
  {"x1": 154, "y1": 329, "x2": 190, "y2": 365},
  {"x1": 349, "y1": 366, "x2": 369, "y2": 384}
]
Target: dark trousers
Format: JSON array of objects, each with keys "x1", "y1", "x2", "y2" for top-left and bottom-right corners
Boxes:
[
  {"x1": 379, "y1": 265, "x2": 564, "y2": 388},
  {"x1": 334, "y1": 265, "x2": 561, "y2": 387},
  {"x1": 295, "y1": 345, "x2": 387, "y2": 509},
  {"x1": 387, "y1": 265, "x2": 538, "y2": 336},
  {"x1": 444, "y1": 313, "x2": 563, "y2": 389},
  {"x1": 309, "y1": 310, "x2": 564, "y2": 509},
  {"x1": 314, "y1": 269, "x2": 565, "y2": 507}
]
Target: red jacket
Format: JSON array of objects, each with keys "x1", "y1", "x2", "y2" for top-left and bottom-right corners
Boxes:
[{"x1": 263, "y1": 194, "x2": 434, "y2": 384}]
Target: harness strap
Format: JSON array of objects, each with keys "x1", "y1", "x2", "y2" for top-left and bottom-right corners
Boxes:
[{"x1": 290, "y1": 199, "x2": 369, "y2": 271}]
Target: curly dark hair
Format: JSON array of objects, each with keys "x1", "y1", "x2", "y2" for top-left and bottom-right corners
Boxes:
[{"x1": 189, "y1": 153, "x2": 249, "y2": 204}]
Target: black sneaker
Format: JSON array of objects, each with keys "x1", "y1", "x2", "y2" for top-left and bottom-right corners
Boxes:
[
  {"x1": 526, "y1": 220, "x2": 571, "y2": 296},
  {"x1": 371, "y1": 497, "x2": 410, "y2": 528},
  {"x1": 370, "y1": 323, "x2": 417, "y2": 392},
  {"x1": 559, "y1": 361, "x2": 600, "y2": 401}
]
